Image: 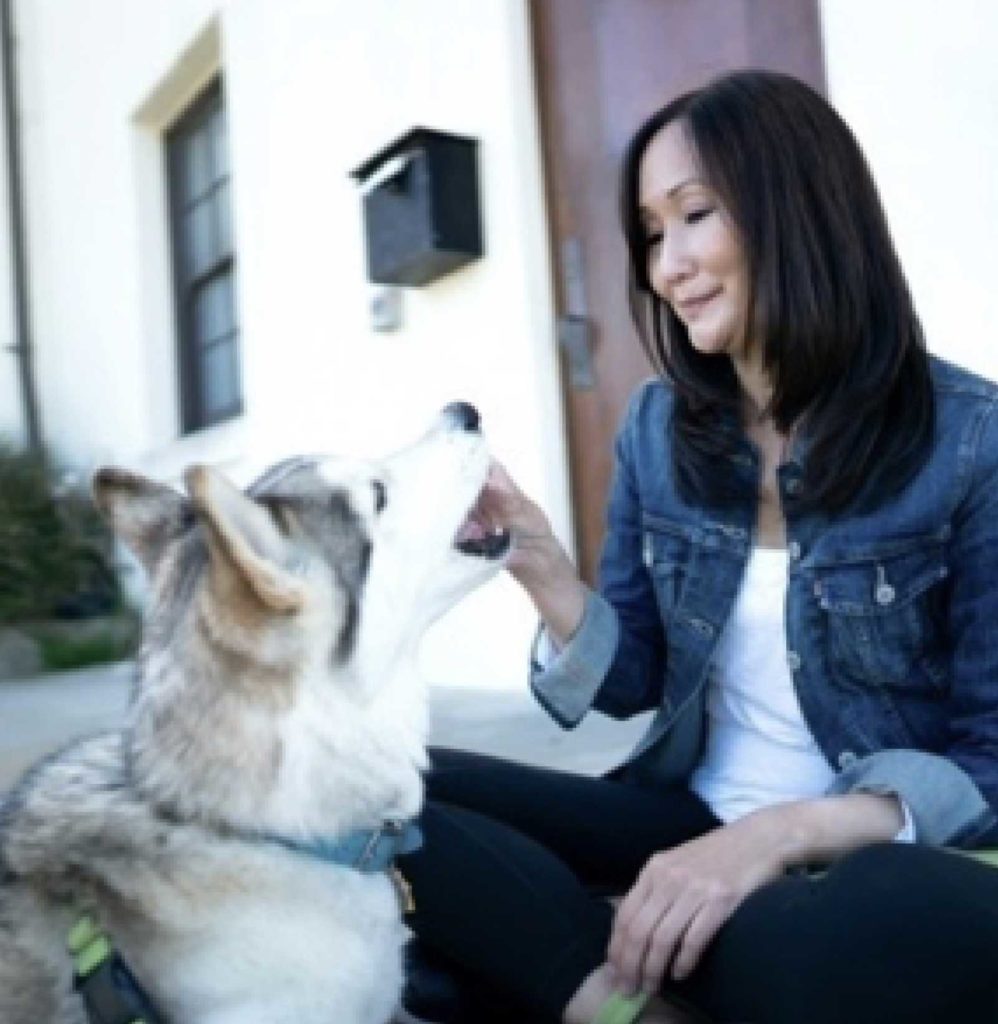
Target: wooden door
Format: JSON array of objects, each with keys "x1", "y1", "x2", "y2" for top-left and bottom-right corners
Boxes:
[{"x1": 529, "y1": 0, "x2": 825, "y2": 582}]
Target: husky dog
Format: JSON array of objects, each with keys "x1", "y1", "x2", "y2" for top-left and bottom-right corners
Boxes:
[{"x1": 0, "y1": 403, "x2": 509, "y2": 1024}]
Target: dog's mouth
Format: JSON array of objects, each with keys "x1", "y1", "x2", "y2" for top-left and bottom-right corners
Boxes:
[{"x1": 454, "y1": 493, "x2": 511, "y2": 560}]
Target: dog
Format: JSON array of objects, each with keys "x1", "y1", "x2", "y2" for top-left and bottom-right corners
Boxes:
[{"x1": 0, "y1": 402, "x2": 509, "y2": 1024}]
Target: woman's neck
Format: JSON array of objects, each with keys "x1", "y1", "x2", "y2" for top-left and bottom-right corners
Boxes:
[
  {"x1": 730, "y1": 347, "x2": 773, "y2": 424},
  {"x1": 730, "y1": 349, "x2": 790, "y2": 548}
]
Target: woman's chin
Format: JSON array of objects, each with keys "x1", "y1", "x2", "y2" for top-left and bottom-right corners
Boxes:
[{"x1": 687, "y1": 332, "x2": 732, "y2": 358}]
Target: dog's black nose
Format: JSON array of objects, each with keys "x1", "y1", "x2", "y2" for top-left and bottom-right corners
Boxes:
[{"x1": 443, "y1": 402, "x2": 481, "y2": 433}]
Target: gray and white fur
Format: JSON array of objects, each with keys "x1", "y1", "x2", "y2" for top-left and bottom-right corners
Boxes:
[{"x1": 0, "y1": 408, "x2": 507, "y2": 1024}]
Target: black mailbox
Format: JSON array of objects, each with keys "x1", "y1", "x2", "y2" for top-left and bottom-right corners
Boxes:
[{"x1": 351, "y1": 127, "x2": 483, "y2": 287}]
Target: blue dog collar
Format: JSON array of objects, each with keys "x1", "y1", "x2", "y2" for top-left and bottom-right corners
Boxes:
[{"x1": 268, "y1": 819, "x2": 423, "y2": 872}]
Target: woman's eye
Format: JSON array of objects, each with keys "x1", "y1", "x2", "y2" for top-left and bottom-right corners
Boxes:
[
  {"x1": 372, "y1": 480, "x2": 387, "y2": 514},
  {"x1": 685, "y1": 207, "x2": 713, "y2": 225},
  {"x1": 644, "y1": 231, "x2": 663, "y2": 248}
]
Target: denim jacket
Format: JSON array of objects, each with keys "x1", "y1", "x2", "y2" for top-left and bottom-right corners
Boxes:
[{"x1": 532, "y1": 356, "x2": 998, "y2": 848}]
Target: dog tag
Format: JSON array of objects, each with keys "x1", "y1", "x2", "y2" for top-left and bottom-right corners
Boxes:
[{"x1": 391, "y1": 867, "x2": 416, "y2": 914}]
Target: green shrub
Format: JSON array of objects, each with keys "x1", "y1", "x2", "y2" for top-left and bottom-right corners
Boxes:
[
  {"x1": 0, "y1": 442, "x2": 121, "y2": 624},
  {"x1": 31, "y1": 620, "x2": 138, "y2": 671}
]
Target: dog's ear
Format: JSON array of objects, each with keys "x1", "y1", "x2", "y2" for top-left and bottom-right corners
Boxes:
[
  {"x1": 92, "y1": 467, "x2": 189, "y2": 574},
  {"x1": 184, "y1": 464, "x2": 307, "y2": 614}
]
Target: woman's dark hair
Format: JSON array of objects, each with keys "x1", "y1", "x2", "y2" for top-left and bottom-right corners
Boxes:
[{"x1": 620, "y1": 69, "x2": 934, "y2": 513}]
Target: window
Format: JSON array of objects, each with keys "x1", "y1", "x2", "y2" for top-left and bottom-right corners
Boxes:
[{"x1": 165, "y1": 78, "x2": 241, "y2": 432}]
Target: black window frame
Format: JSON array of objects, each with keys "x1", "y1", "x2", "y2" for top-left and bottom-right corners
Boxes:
[{"x1": 165, "y1": 77, "x2": 242, "y2": 433}]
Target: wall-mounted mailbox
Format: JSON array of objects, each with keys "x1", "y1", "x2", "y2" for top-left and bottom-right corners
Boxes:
[{"x1": 351, "y1": 127, "x2": 483, "y2": 287}]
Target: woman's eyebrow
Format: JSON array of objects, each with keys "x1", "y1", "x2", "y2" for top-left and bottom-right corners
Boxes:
[
  {"x1": 639, "y1": 177, "x2": 707, "y2": 211},
  {"x1": 667, "y1": 176, "x2": 704, "y2": 197}
]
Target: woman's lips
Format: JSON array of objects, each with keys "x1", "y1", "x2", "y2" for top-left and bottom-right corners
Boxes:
[{"x1": 676, "y1": 288, "x2": 721, "y2": 319}]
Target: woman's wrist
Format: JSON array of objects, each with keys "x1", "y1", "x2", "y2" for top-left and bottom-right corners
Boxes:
[
  {"x1": 509, "y1": 530, "x2": 571, "y2": 592},
  {"x1": 753, "y1": 793, "x2": 906, "y2": 869},
  {"x1": 510, "y1": 541, "x2": 587, "y2": 645}
]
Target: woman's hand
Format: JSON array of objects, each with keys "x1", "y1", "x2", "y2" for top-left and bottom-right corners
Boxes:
[
  {"x1": 477, "y1": 462, "x2": 558, "y2": 586},
  {"x1": 608, "y1": 813, "x2": 791, "y2": 993},
  {"x1": 477, "y1": 462, "x2": 587, "y2": 644},
  {"x1": 608, "y1": 793, "x2": 905, "y2": 994}
]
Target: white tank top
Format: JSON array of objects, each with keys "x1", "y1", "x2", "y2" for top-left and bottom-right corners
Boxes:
[{"x1": 689, "y1": 546, "x2": 836, "y2": 823}]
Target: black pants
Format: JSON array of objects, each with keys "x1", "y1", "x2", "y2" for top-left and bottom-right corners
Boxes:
[{"x1": 398, "y1": 748, "x2": 998, "y2": 1023}]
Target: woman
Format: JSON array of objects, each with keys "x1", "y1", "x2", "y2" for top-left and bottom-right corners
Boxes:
[{"x1": 399, "y1": 70, "x2": 998, "y2": 1023}]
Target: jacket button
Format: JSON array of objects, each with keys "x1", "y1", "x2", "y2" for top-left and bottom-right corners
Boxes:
[
  {"x1": 785, "y1": 477, "x2": 802, "y2": 496},
  {"x1": 788, "y1": 541, "x2": 802, "y2": 561},
  {"x1": 787, "y1": 650, "x2": 802, "y2": 672},
  {"x1": 838, "y1": 750, "x2": 858, "y2": 769}
]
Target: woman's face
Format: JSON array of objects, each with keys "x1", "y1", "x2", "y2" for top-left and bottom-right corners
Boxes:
[{"x1": 638, "y1": 121, "x2": 752, "y2": 361}]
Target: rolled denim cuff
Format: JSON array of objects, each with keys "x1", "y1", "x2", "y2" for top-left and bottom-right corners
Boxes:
[
  {"x1": 825, "y1": 748, "x2": 996, "y2": 847},
  {"x1": 529, "y1": 589, "x2": 619, "y2": 729}
]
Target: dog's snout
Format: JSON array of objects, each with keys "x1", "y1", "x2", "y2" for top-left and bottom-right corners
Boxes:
[{"x1": 443, "y1": 402, "x2": 481, "y2": 433}]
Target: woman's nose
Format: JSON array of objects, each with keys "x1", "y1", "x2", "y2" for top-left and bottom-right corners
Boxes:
[{"x1": 650, "y1": 236, "x2": 694, "y2": 292}]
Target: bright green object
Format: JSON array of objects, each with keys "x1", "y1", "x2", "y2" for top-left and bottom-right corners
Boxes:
[
  {"x1": 594, "y1": 991, "x2": 652, "y2": 1024},
  {"x1": 964, "y1": 848, "x2": 998, "y2": 869},
  {"x1": 65, "y1": 914, "x2": 148, "y2": 1023},
  {"x1": 67, "y1": 915, "x2": 100, "y2": 954},
  {"x1": 66, "y1": 914, "x2": 111, "y2": 977}
]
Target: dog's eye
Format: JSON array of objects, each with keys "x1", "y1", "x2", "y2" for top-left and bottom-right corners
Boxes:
[{"x1": 372, "y1": 479, "x2": 387, "y2": 514}]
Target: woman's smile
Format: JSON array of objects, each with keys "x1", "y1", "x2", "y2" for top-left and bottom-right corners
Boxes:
[{"x1": 675, "y1": 286, "x2": 723, "y2": 320}]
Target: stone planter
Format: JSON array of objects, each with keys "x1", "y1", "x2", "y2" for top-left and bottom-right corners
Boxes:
[
  {"x1": 0, "y1": 627, "x2": 42, "y2": 680},
  {"x1": 0, "y1": 614, "x2": 139, "y2": 680}
]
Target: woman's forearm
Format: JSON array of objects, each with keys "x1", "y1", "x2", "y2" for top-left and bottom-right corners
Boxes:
[
  {"x1": 518, "y1": 548, "x2": 588, "y2": 647},
  {"x1": 753, "y1": 793, "x2": 906, "y2": 869}
]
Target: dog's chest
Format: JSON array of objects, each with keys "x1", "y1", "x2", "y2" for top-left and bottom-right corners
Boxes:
[{"x1": 129, "y1": 848, "x2": 407, "y2": 1023}]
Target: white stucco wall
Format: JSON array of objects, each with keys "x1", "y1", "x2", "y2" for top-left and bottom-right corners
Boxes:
[
  {"x1": 11, "y1": 0, "x2": 570, "y2": 691},
  {"x1": 20, "y1": 2, "x2": 993, "y2": 692},
  {"x1": 0, "y1": 44, "x2": 24, "y2": 445},
  {"x1": 820, "y1": 0, "x2": 998, "y2": 379}
]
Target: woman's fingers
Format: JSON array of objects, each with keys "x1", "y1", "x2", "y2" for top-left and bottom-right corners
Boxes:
[
  {"x1": 638, "y1": 889, "x2": 702, "y2": 992},
  {"x1": 607, "y1": 875, "x2": 645, "y2": 984},
  {"x1": 670, "y1": 894, "x2": 739, "y2": 980},
  {"x1": 480, "y1": 462, "x2": 556, "y2": 553},
  {"x1": 478, "y1": 462, "x2": 532, "y2": 528},
  {"x1": 610, "y1": 889, "x2": 663, "y2": 992},
  {"x1": 612, "y1": 886, "x2": 726, "y2": 994},
  {"x1": 477, "y1": 460, "x2": 583, "y2": 606},
  {"x1": 485, "y1": 460, "x2": 521, "y2": 493},
  {"x1": 608, "y1": 868, "x2": 683, "y2": 994}
]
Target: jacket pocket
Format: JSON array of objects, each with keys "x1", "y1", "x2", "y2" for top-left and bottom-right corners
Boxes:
[
  {"x1": 813, "y1": 542, "x2": 949, "y2": 691},
  {"x1": 640, "y1": 512, "x2": 696, "y2": 627}
]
